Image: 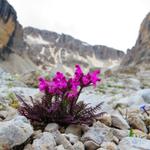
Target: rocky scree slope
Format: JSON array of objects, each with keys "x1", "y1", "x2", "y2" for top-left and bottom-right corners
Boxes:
[
  {"x1": 0, "y1": 65, "x2": 150, "y2": 149},
  {"x1": 121, "y1": 12, "x2": 150, "y2": 67}
]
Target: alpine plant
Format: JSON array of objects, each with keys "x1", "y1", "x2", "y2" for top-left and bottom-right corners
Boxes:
[{"x1": 17, "y1": 65, "x2": 104, "y2": 127}]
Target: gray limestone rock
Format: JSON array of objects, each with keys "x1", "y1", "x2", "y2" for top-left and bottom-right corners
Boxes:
[{"x1": 0, "y1": 116, "x2": 33, "y2": 148}]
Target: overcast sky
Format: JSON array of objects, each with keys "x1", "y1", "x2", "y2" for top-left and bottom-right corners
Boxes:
[{"x1": 8, "y1": 0, "x2": 150, "y2": 52}]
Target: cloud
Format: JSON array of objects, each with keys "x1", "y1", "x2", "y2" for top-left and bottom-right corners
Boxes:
[{"x1": 8, "y1": 0, "x2": 150, "y2": 51}]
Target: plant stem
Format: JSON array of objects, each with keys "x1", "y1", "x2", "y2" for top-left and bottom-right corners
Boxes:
[
  {"x1": 70, "y1": 86, "x2": 83, "y2": 115},
  {"x1": 144, "y1": 107, "x2": 149, "y2": 116},
  {"x1": 75, "y1": 86, "x2": 83, "y2": 103}
]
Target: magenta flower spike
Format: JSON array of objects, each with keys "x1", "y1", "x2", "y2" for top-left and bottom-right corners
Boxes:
[
  {"x1": 38, "y1": 77, "x2": 49, "y2": 92},
  {"x1": 89, "y1": 70, "x2": 101, "y2": 86},
  {"x1": 74, "y1": 64, "x2": 83, "y2": 80}
]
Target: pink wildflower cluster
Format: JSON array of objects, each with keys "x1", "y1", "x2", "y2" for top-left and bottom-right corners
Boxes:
[
  {"x1": 39, "y1": 65, "x2": 101, "y2": 101},
  {"x1": 18, "y1": 65, "x2": 102, "y2": 126}
]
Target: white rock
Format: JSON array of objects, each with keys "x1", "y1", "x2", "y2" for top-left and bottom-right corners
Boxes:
[
  {"x1": 137, "y1": 89, "x2": 150, "y2": 103},
  {"x1": 73, "y1": 141, "x2": 85, "y2": 150},
  {"x1": 32, "y1": 132, "x2": 56, "y2": 150},
  {"x1": 118, "y1": 137, "x2": 150, "y2": 150},
  {"x1": 55, "y1": 145, "x2": 65, "y2": 150},
  {"x1": 52, "y1": 130, "x2": 74, "y2": 150},
  {"x1": 113, "y1": 95, "x2": 144, "y2": 108},
  {"x1": 81, "y1": 122, "x2": 113, "y2": 145},
  {"x1": 0, "y1": 116, "x2": 33, "y2": 148},
  {"x1": 0, "y1": 106, "x2": 17, "y2": 121},
  {"x1": 123, "y1": 78, "x2": 141, "y2": 90},
  {"x1": 11, "y1": 87, "x2": 38, "y2": 97},
  {"x1": 101, "y1": 142, "x2": 117, "y2": 150},
  {"x1": 111, "y1": 113, "x2": 130, "y2": 130},
  {"x1": 45, "y1": 123, "x2": 59, "y2": 132}
]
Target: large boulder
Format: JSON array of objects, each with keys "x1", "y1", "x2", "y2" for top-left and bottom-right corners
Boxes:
[
  {"x1": 0, "y1": 116, "x2": 33, "y2": 148},
  {"x1": 32, "y1": 132, "x2": 56, "y2": 150},
  {"x1": 81, "y1": 122, "x2": 113, "y2": 145}
]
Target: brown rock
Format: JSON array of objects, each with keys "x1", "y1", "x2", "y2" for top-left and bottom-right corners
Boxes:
[
  {"x1": 132, "y1": 129, "x2": 147, "y2": 138},
  {"x1": 97, "y1": 113, "x2": 112, "y2": 126},
  {"x1": 112, "y1": 128, "x2": 129, "y2": 140},
  {"x1": 84, "y1": 140, "x2": 99, "y2": 150},
  {"x1": 45, "y1": 123, "x2": 59, "y2": 133},
  {"x1": 65, "y1": 124, "x2": 82, "y2": 137},
  {"x1": 101, "y1": 142, "x2": 117, "y2": 150},
  {"x1": 128, "y1": 114, "x2": 148, "y2": 133}
]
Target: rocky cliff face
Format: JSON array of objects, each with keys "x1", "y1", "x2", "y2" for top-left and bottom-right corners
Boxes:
[
  {"x1": 0, "y1": 0, "x2": 36, "y2": 74},
  {"x1": 0, "y1": 0, "x2": 17, "y2": 57},
  {"x1": 0, "y1": 0, "x2": 26, "y2": 57},
  {"x1": 24, "y1": 27, "x2": 124, "y2": 73},
  {"x1": 121, "y1": 12, "x2": 150, "y2": 66}
]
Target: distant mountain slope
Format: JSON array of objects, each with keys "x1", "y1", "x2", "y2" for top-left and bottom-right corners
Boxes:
[
  {"x1": 24, "y1": 27, "x2": 124, "y2": 73},
  {"x1": 121, "y1": 12, "x2": 150, "y2": 67},
  {"x1": 0, "y1": 0, "x2": 124, "y2": 74}
]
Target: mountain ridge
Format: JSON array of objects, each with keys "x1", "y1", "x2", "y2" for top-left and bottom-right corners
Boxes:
[
  {"x1": 23, "y1": 26, "x2": 124, "y2": 73},
  {"x1": 0, "y1": 0, "x2": 125, "y2": 74}
]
